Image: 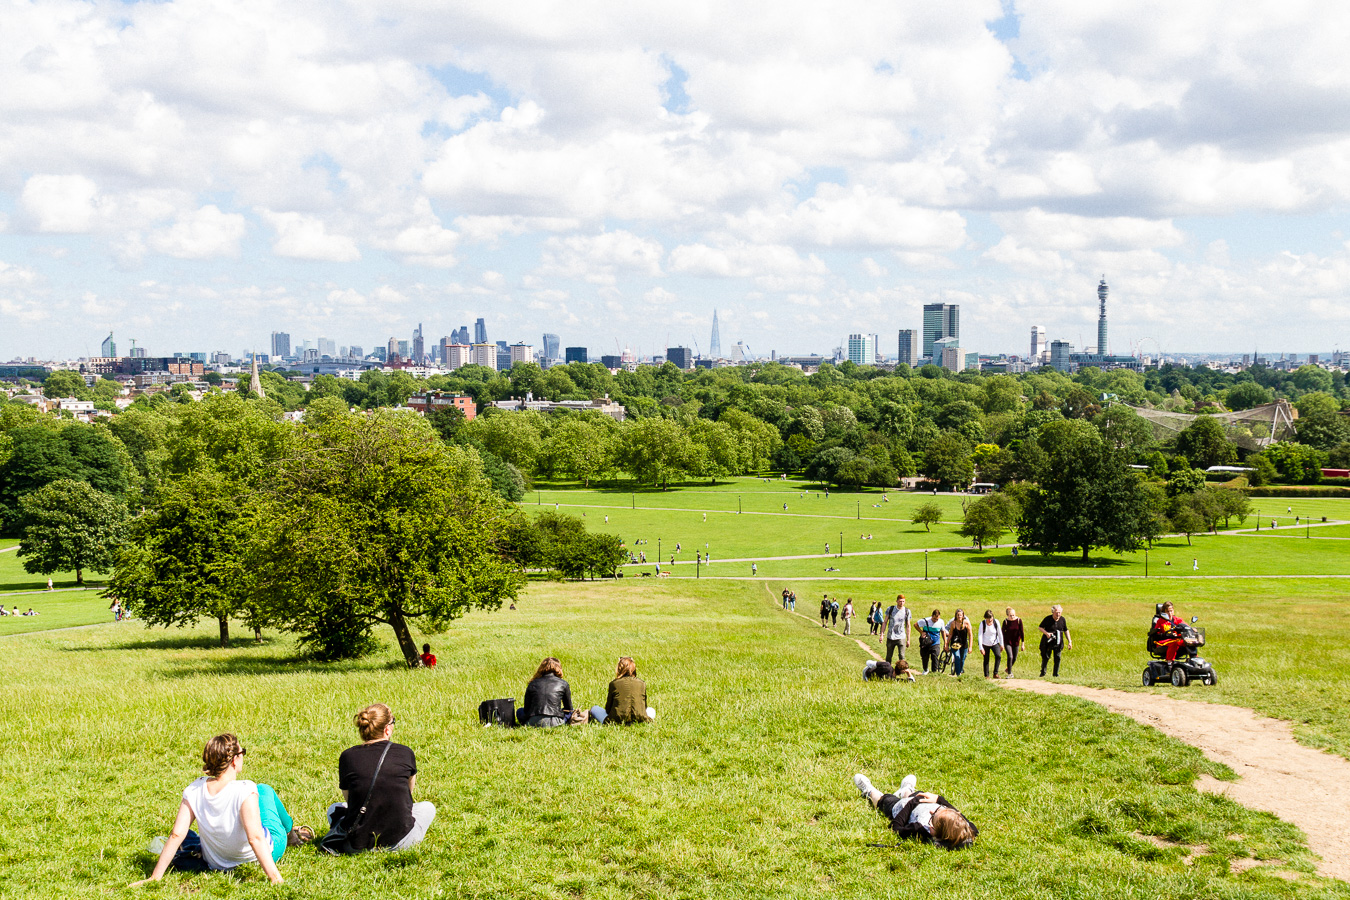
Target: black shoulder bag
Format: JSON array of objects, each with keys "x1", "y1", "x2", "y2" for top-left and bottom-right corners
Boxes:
[{"x1": 319, "y1": 742, "x2": 392, "y2": 856}]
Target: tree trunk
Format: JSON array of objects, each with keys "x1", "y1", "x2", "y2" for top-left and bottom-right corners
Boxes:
[
  {"x1": 76, "y1": 568, "x2": 84, "y2": 586},
  {"x1": 218, "y1": 617, "x2": 229, "y2": 648},
  {"x1": 1081, "y1": 546, "x2": 1090, "y2": 561},
  {"x1": 1186, "y1": 534, "x2": 1192, "y2": 546},
  {"x1": 389, "y1": 609, "x2": 420, "y2": 668}
]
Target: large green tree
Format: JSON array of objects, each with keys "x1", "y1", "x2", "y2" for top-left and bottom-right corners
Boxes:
[
  {"x1": 1174, "y1": 416, "x2": 1237, "y2": 468},
  {"x1": 252, "y1": 410, "x2": 524, "y2": 665},
  {"x1": 18, "y1": 478, "x2": 129, "y2": 585},
  {"x1": 1016, "y1": 419, "x2": 1150, "y2": 561}
]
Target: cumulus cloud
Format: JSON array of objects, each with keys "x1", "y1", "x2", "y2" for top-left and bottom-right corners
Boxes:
[
  {"x1": 538, "y1": 231, "x2": 664, "y2": 285},
  {"x1": 259, "y1": 210, "x2": 360, "y2": 262},
  {"x1": 148, "y1": 205, "x2": 247, "y2": 259}
]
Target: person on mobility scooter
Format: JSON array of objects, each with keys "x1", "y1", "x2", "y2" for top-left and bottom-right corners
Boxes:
[{"x1": 1144, "y1": 602, "x2": 1217, "y2": 686}]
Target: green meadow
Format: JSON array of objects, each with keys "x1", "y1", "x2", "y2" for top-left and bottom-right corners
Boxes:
[{"x1": 2, "y1": 476, "x2": 1348, "y2": 898}]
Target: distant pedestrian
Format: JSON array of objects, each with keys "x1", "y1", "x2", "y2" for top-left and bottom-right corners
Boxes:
[
  {"x1": 825, "y1": 542, "x2": 830, "y2": 555},
  {"x1": 676, "y1": 543, "x2": 681, "y2": 552},
  {"x1": 842, "y1": 599, "x2": 854, "y2": 634},
  {"x1": 783, "y1": 503, "x2": 788, "y2": 511},
  {"x1": 752, "y1": 563, "x2": 758, "y2": 575},
  {"x1": 604, "y1": 515, "x2": 608, "y2": 523},
  {"x1": 1192, "y1": 558, "x2": 1198, "y2": 571},
  {"x1": 820, "y1": 597, "x2": 830, "y2": 627},
  {"x1": 885, "y1": 596, "x2": 912, "y2": 664},
  {"x1": 46, "y1": 578, "x2": 53, "y2": 591},
  {"x1": 979, "y1": 611, "x2": 1003, "y2": 679},
  {"x1": 788, "y1": 591, "x2": 796, "y2": 611},
  {"x1": 670, "y1": 556, "x2": 675, "y2": 567},
  {"x1": 830, "y1": 600, "x2": 840, "y2": 627},
  {"x1": 782, "y1": 588, "x2": 790, "y2": 609},
  {"x1": 1002, "y1": 608, "x2": 1024, "y2": 678},
  {"x1": 703, "y1": 513, "x2": 707, "y2": 522}
]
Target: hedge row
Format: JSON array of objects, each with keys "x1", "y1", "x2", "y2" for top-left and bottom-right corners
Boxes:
[{"x1": 1242, "y1": 485, "x2": 1350, "y2": 498}]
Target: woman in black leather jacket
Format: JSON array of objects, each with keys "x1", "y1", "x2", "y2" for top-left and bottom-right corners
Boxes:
[{"x1": 519, "y1": 657, "x2": 574, "y2": 727}]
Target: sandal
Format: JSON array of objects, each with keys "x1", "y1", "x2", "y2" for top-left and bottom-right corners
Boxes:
[{"x1": 287, "y1": 825, "x2": 315, "y2": 847}]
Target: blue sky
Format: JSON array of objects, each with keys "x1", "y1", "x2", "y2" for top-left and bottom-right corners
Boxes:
[{"x1": 2, "y1": 0, "x2": 1349, "y2": 362}]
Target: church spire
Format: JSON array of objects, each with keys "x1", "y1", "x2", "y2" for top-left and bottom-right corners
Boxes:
[{"x1": 249, "y1": 352, "x2": 265, "y2": 398}]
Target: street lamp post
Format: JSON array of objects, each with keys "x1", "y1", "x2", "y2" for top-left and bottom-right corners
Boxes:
[
  {"x1": 1145, "y1": 549, "x2": 1148, "y2": 578},
  {"x1": 857, "y1": 500, "x2": 860, "y2": 520},
  {"x1": 925, "y1": 549, "x2": 929, "y2": 581},
  {"x1": 739, "y1": 495, "x2": 742, "y2": 514},
  {"x1": 840, "y1": 532, "x2": 843, "y2": 559}
]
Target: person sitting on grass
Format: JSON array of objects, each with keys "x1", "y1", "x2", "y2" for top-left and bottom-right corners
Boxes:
[
  {"x1": 24, "y1": 608, "x2": 37, "y2": 616},
  {"x1": 133, "y1": 734, "x2": 311, "y2": 886},
  {"x1": 589, "y1": 656, "x2": 656, "y2": 724},
  {"x1": 852, "y1": 772, "x2": 978, "y2": 849},
  {"x1": 419, "y1": 643, "x2": 437, "y2": 668},
  {"x1": 327, "y1": 703, "x2": 435, "y2": 852},
  {"x1": 519, "y1": 657, "x2": 576, "y2": 727}
]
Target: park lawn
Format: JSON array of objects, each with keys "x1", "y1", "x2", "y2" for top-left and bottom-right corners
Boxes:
[
  {"x1": 0, "y1": 543, "x2": 98, "y2": 594},
  {"x1": 680, "y1": 532, "x2": 1350, "y2": 581},
  {"x1": 766, "y1": 577, "x2": 1350, "y2": 761},
  {"x1": 1, "y1": 579, "x2": 1345, "y2": 899},
  {"x1": 0, "y1": 589, "x2": 112, "y2": 634},
  {"x1": 1232, "y1": 523, "x2": 1350, "y2": 539}
]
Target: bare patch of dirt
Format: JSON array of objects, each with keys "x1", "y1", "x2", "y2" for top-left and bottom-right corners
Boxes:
[{"x1": 999, "y1": 679, "x2": 1350, "y2": 882}]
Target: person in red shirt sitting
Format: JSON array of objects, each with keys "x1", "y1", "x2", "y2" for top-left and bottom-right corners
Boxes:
[
  {"x1": 419, "y1": 644, "x2": 437, "y2": 668},
  {"x1": 1150, "y1": 602, "x2": 1187, "y2": 662}
]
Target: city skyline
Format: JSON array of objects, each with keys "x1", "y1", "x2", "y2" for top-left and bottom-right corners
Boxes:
[{"x1": 3, "y1": 4, "x2": 1350, "y2": 360}]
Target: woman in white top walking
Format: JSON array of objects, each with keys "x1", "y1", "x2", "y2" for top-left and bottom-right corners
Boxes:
[
  {"x1": 133, "y1": 734, "x2": 311, "y2": 886},
  {"x1": 978, "y1": 610, "x2": 1004, "y2": 679}
]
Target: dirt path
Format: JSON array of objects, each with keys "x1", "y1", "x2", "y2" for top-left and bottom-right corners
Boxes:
[{"x1": 999, "y1": 679, "x2": 1350, "y2": 881}]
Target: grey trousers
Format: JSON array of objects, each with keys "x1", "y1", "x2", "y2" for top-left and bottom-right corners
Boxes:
[{"x1": 326, "y1": 801, "x2": 436, "y2": 850}]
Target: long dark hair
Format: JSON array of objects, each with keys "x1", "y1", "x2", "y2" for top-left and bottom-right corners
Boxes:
[{"x1": 530, "y1": 657, "x2": 562, "y2": 682}]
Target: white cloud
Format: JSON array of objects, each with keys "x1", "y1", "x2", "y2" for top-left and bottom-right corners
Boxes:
[
  {"x1": 668, "y1": 241, "x2": 827, "y2": 280},
  {"x1": 21, "y1": 175, "x2": 103, "y2": 233},
  {"x1": 538, "y1": 231, "x2": 664, "y2": 285},
  {"x1": 259, "y1": 210, "x2": 360, "y2": 262},
  {"x1": 148, "y1": 205, "x2": 247, "y2": 259}
]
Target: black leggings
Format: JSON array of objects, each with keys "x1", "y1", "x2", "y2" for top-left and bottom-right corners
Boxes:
[
  {"x1": 1005, "y1": 644, "x2": 1019, "y2": 674},
  {"x1": 982, "y1": 646, "x2": 1002, "y2": 677}
]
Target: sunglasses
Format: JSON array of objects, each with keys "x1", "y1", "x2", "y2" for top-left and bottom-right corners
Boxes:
[{"x1": 236, "y1": 747, "x2": 247, "y2": 758}]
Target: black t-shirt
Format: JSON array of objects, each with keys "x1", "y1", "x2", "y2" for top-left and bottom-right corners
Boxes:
[
  {"x1": 337, "y1": 741, "x2": 417, "y2": 849},
  {"x1": 1040, "y1": 615, "x2": 1068, "y2": 646}
]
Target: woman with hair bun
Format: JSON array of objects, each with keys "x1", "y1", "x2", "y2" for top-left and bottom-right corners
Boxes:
[
  {"x1": 326, "y1": 703, "x2": 436, "y2": 852},
  {"x1": 132, "y1": 734, "x2": 310, "y2": 886}
]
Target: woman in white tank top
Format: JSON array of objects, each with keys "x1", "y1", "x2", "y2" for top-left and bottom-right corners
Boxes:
[{"x1": 132, "y1": 734, "x2": 311, "y2": 886}]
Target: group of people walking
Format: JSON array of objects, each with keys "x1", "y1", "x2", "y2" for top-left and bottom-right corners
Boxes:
[{"x1": 805, "y1": 592, "x2": 1074, "y2": 680}]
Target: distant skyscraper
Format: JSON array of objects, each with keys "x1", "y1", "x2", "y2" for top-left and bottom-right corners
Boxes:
[
  {"x1": 897, "y1": 329, "x2": 919, "y2": 366},
  {"x1": 387, "y1": 337, "x2": 398, "y2": 361},
  {"x1": 1030, "y1": 325, "x2": 1047, "y2": 362},
  {"x1": 1097, "y1": 276, "x2": 1109, "y2": 355},
  {"x1": 398, "y1": 340, "x2": 410, "y2": 359},
  {"x1": 846, "y1": 334, "x2": 876, "y2": 367},
  {"x1": 940, "y1": 344, "x2": 968, "y2": 373},
  {"x1": 666, "y1": 346, "x2": 693, "y2": 369},
  {"x1": 542, "y1": 333, "x2": 560, "y2": 362},
  {"x1": 510, "y1": 343, "x2": 534, "y2": 365},
  {"x1": 270, "y1": 331, "x2": 290, "y2": 359},
  {"x1": 348, "y1": 345, "x2": 363, "y2": 360},
  {"x1": 565, "y1": 346, "x2": 588, "y2": 364},
  {"x1": 1050, "y1": 340, "x2": 1075, "y2": 372},
  {"x1": 922, "y1": 303, "x2": 959, "y2": 360},
  {"x1": 317, "y1": 337, "x2": 336, "y2": 358},
  {"x1": 412, "y1": 324, "x2": 425, "y2": 364},
  {"x1": 474, "y1": 318, "x2": 487, "y2": 344},
  {"x1": 709, "y1": 310, "x2": 722, "y2": 359},
  {"x1": 101, "y1": 332, "x2": 116, "y2": 357},
  {"x1": 453, "y1": 325, "x2": 470, "y2": 345},
  {"x1": 495, "y1": 340, "x2": 511, "y2": 370}
]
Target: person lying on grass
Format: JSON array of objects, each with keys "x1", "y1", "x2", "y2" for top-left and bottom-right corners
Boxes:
[
  {"x1": 852, "y1": 772, "x2": 978, "y2": 849},
  {"x1": 588, "y1": 656, "x2": 657, "y2": 724},
  {"x1": 862, "y1": 659, "x2": 916, "y2": 682},
  {"x1": 132, "y1": 734, "x2": 312, "y2": 886}
]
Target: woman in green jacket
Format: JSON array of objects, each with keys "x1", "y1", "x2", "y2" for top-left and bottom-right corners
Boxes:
[{"x1": 589, "y1": 657, "x2": 655, "y2": 724}]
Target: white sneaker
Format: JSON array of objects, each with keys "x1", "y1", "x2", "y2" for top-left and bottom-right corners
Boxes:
[
  {"x1": 899, "y1": 774, "x2": 917, "y2": 795},
  {"x1": 853, "y1": 774, "x2": 874, "y2": 797}
]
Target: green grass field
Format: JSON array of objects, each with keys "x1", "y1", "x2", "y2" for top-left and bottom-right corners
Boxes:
[{"x1": 2, "y1": 476, "x2": 1348, "y2": 897}]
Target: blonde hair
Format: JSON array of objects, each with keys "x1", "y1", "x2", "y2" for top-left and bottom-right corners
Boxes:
[
  {"x1": 354, "y1": 703, "x2": 392, "y2": 742},
  {"x1": 932, "y1": 808, "x2": 976, "y2": 847},
  {"x1": 202, "y1": 733, "x2": 242, "y2": 778},
  {"x1": 530, "y1": 657, "x2": 563, "y2": 683}
]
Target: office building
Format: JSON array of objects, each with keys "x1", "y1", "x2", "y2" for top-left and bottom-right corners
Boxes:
[
  {"x1": 847, "y1": 333, "x2": 876, "y2": 367},
  {"x1": 348, "y1": 345, "x2": 363, "y2": 360},
  {"x1": 372, "y1": 346, "x2": 387, "y2": 362},
  {"x1": 443, "y1": 343, "x2": 471, "y2": 370},
  {"x1": 471, "y1": 343, "x2": 497, "y2": 370},
  {"x1": 412, "y1": 324, "x2": 424, "y2": 364},
  {"x1": 510, "y1": 343, "x2": 533, "y2": 365},
  {"x1": 450, "y1": 326, "x2": 468, "y2": 345},
  {"x1": 897, "y1": 329, "x2": 919, "y2": 366},
  {"x1": 601, "y1": 354, "x2": 621, "y2": 369},
  {"x1": 542, "y1": 333, "x2": 560, "y2": 363},
  {"x1": 398, "y1": 340, "x2": 410, "y2": 359},
  {"x1": 667, "y1": 346, "x2": 693, "y2": 369},
  {"x1": 317, "y1": 337, "x2": 336, "y2": 358},
  {"x1": 386, "y1": 337, "x2": 398, "y2": 361},
  {"x1": 1050, "y1": 340, "x2": 1075, "y2": 372},
  {"x1": 922, "y1": 303, "x2": 959, "y2": 360},
  {"x1": 270, "y1": 332, "x2": 291, "y2": 359},
  {"x1": 474, "y1": 318, "x2": 487, "y2": 344},
  {"x1": 709, "y1": 309, "x2": 722, "y2": 359},
  {"x1": 940, "y1": 345, "x2": 968, "y2": 373},
  {"x1": 1030, "y1": 326, "x2": 1047, "y2": 362},
  {"x1": 101, "y1": 333, "x2": 116, "y2": 357},
  {"x1": 565, "y1": 346, "x2": 588, "y2": 364}
]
